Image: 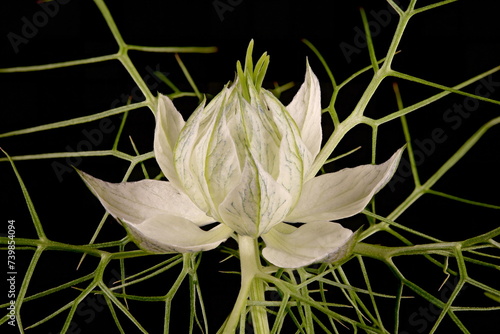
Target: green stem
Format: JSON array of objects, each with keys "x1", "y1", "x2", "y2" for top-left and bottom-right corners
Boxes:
[
  {"x1": 308, "y1": 2, "x2": 416, "y2": 179},
  {"x1": 222, "y1": 235, "x2": 269, "y2": 334}
]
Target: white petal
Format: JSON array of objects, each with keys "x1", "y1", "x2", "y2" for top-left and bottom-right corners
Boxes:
[
  {"x1": 261, "y1": 222, "x2": 353, "y2": 268},
  {"x1": 154, "y1": 94, "x2": 185, "y2": 188},
  {"x1": 287, "y1": 148, "x2": 404, "y2": 223},
  {"x1": 126, "y1": 214, "x2": 233, "y2": 253},
  {"x1": 262, "y1": 91, "x2": 312, "y2": 204},
  {"x1": 286, "y1": 63, "x2": 322, "y2": 160},
  {"x1": 77, "y1": 170, "x2": 214, "y2": 226},
  {"x1": 174, "y1": 96, "x2": 214, "y2": 213},
  {"x1": 205, "y1": 99, "x2": 242, "y2": 206},
  {"x1": 244, "y1": 86, "x2": 281, "y2": 177},
  {"x1": 218, "y1": 158, "x2": 292, "y2": 237}
]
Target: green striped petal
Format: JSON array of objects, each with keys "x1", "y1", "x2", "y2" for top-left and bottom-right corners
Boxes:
[{"x1": 218, "y1": 158, "x2": 292, "y2": 237}]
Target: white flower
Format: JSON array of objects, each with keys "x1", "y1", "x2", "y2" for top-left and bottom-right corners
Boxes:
[{"x1": 78, "y1": 48, "x2": 403, "y2": 269}]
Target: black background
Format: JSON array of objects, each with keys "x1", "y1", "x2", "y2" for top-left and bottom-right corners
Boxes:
[{"x1": 1, "y1": 0, "x2": 500, "y2": 333}]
